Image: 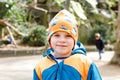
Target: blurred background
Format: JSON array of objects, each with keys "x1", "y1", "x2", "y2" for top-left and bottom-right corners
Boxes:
[{"x1": 0, "y1": 0, "x2": 120, "y2": 80}]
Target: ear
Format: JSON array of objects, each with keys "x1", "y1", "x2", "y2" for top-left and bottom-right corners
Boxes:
[
  {"x1": 50, "y1": 44, "x2": 52, "y2": 48},
  {"x1": 49, "y1": 40, "x2": 52, "y2": 48}
]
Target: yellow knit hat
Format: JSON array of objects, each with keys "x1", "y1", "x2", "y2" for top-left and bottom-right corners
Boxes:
[{"x1": 47, "y1": 9, "x2": 78, "y2": 42}]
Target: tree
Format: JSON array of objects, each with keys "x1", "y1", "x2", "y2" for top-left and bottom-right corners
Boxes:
[
  {"x1": 111, "y1": 0, "x2": 120, "y2": 65},
  {"x1": 64, "y1": 0, "x2": 70, "y2": 10}
]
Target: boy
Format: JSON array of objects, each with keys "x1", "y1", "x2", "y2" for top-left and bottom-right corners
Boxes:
[
  {"x1": 95, "y1": 33, "x2": 104, "y2": 60},
  {"x1": 33, "y1": 9, "x2": 102, "y2": 80}
]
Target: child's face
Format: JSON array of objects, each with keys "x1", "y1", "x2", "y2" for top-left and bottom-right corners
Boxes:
[
  {"x1": 50, "y1": 31, "x2": 74, "y2": 57},
  {"x1": 95, "y1": 36, "x2": 100, "y2": 40}
]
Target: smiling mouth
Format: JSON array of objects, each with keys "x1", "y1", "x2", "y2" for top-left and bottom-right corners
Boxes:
[{"x1": 57, "y1": 45, "x2": 67, "y2": 47}]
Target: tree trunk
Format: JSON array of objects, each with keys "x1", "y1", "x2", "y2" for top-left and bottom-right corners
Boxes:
[
  {"x1": 6, "y1": 26, "x2": 18, "y2": 48},
  {"x1": 64, "y1": 0, "x2": 70, "y2": 11},
  {"x1": 110, "y1": 0, "x2": 120, "y2": 65}
]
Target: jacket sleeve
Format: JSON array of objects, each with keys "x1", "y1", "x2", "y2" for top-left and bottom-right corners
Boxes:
[
  {"x1": 33, "y1": 69, "x2": 40, "y2": 80},
  {"x1": 87, "y1": 62, "x2": 102, "y2": 80}
]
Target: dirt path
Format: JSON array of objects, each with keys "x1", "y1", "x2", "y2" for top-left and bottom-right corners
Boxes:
[
  {"x1": 0, "y1": 51, "x2": 120, "y2": 80},
  {"x1": 87, "y1": 51, "x2": 120, "y2": 80}
]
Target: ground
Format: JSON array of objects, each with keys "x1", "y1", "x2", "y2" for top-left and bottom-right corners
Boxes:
[
  {"x1": 88, "y1": 51, "x2": 120, "y2": 80},
  {"x1": 0, "y1": 50, "x2": 120, "y2": 80}
]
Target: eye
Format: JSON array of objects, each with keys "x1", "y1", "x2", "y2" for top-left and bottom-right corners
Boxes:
[
  {"x1": 66, "y1": 34, "x2": 72, "y2": 37},
  {"x1": 53, "y1": 34, "x2": 60, "y2": 37}
]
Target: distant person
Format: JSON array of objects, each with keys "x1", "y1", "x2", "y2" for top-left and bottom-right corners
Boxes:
[
  {"x1": 33, "y1": 9, "x2": 102, "y2": 80},
  {"x1": 95, "y1": 33, "x2": 104, "y2": 60}
]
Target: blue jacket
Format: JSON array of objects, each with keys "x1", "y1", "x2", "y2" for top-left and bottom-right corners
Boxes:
[{"x1": 33, "y1": 42, "x2": 102, "y2": 80}]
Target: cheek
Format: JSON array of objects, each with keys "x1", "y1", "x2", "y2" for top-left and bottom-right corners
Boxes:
[
  {"x1": 50, "y1": 37, "x2": 55, "y2": 43},
  {"x1": 68, "y1": 39, "x2": 75, "y2": 48},
  {"x1": 49, "y1": 37, "x2": 56, "y2": 47}
]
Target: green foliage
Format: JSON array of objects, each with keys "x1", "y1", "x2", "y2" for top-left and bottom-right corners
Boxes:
[
  {"x1": 78, "y1": 23, "x2": 90, "y2": 44},
  {"x1": 79, "y1": 0, "x2": 94, "y2": 12},
  {"x1": 109, "y1": 29, "x2": 116, "y2": 43},
  {"x1": 0, "y1": 25, "x2": 3, "y2": 30},
  {"x1": 23, "y1": 25, "x2": 47, "y2": 46},
  {"x1": 87, "y1": 24, "x2": 109, "y2": 45},
  {"x1": 6, "y1": 2, "x2": 27, "y2": 24},
  {"x1": 4, "y1": 1, "x2": 35, "y2": 38},
  {"x1": 97, "y1": 1, "x2": 109, "y2": 9},
  {"x1": 0, "y1": 41, "x2": 3, "y2": 46},
  {"x1": 0, "y1": 2, "x2": 12, "y2": 19},
  {"x1": 0, "y1": 1, "x2": 28, "y2": 38},
  {"x1": 49, "y1": 0, "x2": 64, "y2": 7}
]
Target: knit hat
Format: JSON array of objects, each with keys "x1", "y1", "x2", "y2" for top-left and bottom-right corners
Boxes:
[{"x1": 47, "y1": 9, "x2": 78, "y2": 43}]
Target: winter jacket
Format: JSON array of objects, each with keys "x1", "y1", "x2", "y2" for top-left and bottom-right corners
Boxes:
[{"x1": 33, "y1": 42, "x2": 102, "y2": 80}]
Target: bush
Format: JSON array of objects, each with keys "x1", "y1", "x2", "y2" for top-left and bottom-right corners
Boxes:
[
  {"x1": 0, "y1": 2, "x2": 12, "y2": 19},
  {"x1": 87, "y1": 24, "x2": 108, "y2": 45},
  {"x1": 78, "y1": 24, "x2": 90, "y2": 44},
  {"x1": 23, "y1": 25, "x2": 47, "y2": 46}
]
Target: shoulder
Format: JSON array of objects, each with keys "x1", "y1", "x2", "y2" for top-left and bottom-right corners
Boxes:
[
  {"x1": 64, "y1": 54, "x2": 92, "y2": 67},
  {"x1": 36, "y1": 57, "x2": 49, "y2": 65},
  {"x1": 36, "y1": 56, "x2": 56, "y2": 67},
  {"x1": 69, "y1": 54, "x2": 92, "y2": 63},
  {"x1": 35, "y1": 57, "x2": 56, "y2": 73}
]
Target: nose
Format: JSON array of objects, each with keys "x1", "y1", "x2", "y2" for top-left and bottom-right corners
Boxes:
[{"x1": 58, "y1": 36, "x2": 66, "y2": 43}]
